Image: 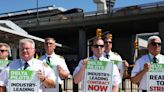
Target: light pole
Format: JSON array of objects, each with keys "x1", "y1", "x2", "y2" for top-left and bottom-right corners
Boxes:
[{"x1": 36, "y1": 0, "x2": 39, "y2": 23}]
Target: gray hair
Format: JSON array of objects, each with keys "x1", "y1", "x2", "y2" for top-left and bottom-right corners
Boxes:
[
  {"x1": 45, "y1": 37, "x2": 56, "y2": 43},
  {"x1": 19, "y1": 38, "x2": 35, "y2": 48},
  {"x1": 0, "y1": 42, "x2": 10, "y2": 51},
  {"x1": 148, "y1": 35, "x2": 161, "y2": 44}
]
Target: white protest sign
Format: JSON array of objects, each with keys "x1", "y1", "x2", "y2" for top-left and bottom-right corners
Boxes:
[
  {"x1": 8, "y1": 70, "x2": 40, "y2": 92},
  {"x1": 83, "y1": 60, "x2": 113, "y2": 92},
  {"x1": 44, "y1": 65, "x2": 59, "y2": 92},
  {"x1": 147, "y1": 64, "x2": 164, "y2": 92}
]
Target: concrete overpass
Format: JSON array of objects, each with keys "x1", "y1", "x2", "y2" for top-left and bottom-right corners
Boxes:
[{"x1": 1, "y1": 1, "x2": 164, "y2": 66}]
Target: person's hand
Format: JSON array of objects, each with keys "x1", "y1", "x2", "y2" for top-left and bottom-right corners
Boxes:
[
  {"x1": 82, "y1": 58, "x2": 88, "y2": 66},
  {"x1": 123, "y1": 60, "x2": 129, "y2": 67},
  {"x1": 143, "y1": 62, "x2": 151, "y2": 72},
  {"x1": 37, "y1": 70, "x2": 45, "y2": 82},
  {"x1": 57, "y1": 65, "x2": 63, "y2": 73},
  {"x1": 81, "y1": 58, "x2": 88, "y2": 70}
]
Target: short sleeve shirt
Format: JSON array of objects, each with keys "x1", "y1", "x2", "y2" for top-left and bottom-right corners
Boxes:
[
  {"x1": 73, "y1": 55, "x2": 121, "y2": 86},
  {"x1": 103, "y1": 51, "x2": 124, "y2": 77},
  {"x1": 131, "y1": 53, "x2": 164, "y2": 90},
  {"x1": 39, "y1": 53, "x2": 70, "y2": 84},
  {"x1": 0, "y1": 58, "x2": 56, "y2": 92}
]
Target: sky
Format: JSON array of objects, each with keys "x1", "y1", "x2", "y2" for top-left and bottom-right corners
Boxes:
[{"x1": 0, "y1": 0, "x2": 163, "y2": 14}]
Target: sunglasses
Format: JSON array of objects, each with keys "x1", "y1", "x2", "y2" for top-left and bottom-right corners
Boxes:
[
  {"x1": 93, "y1": 45, "x2": 104, "y2": 48},
  {"x1": 151, "y1": 42, "x2": 161, "y2": 46},
  {"x1": 104, "y1": 41, "x2": 112, "y2": 44},
  {"x1": 0, "y1": 50, "x2": 8, "y2": 52}
]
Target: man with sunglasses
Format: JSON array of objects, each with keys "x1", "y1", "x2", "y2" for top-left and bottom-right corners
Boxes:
[
  {"x1": 103, "y1": 34, "x2": 129, "y2": 78},
  {"x1": 0, "y1": 43, "x2": 11, "y2": 73},
  {"x1": 131, "y1": 35, "x2": 164, "y2": 92},
  {"x1": 39, "y1": 37, "x2": 70, "y2": 92},
  {"x1": 0, "y1": 43, "x2": 10, "y2": 60},
  {"x1": 73, "y1": 37, "x2": 121, "y2": 92}
]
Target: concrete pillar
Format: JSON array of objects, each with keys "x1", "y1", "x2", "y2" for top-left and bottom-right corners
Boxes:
[
  {"x1": 159, "y1": 22, "x2": 164, "y2": 54},
  {"x1": 12, "y1": 47, "x2": 18, "y2": 60},
  {"x1": 73, "y1": 29, "x2": 86, "y2": 92},
  {"x1": 112, "y1": 34, "x2": 136, "y2": 65},
  {"x1": 93, "y1": 0, "x2": 107, "y2": 13},
  {"x1": 78, "y1": 29, "x2": 87, "y2": 59}
]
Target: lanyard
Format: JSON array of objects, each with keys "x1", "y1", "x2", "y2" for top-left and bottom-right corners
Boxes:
[{"x1": 46, "y1": 57, "x2": 53, "y2": 68}]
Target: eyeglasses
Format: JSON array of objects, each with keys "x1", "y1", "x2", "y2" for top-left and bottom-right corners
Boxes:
[
  {"x1": 0, "y1": 50, "x2": 8, "y2": 53},
  {"x1": 151, "y1": 42, "x2": 161, "y2": 46},
  {"x1": 93, "y1": 45, "x2": 104, "y2": 48},
  {"x1": 20, "y1": 48, "x2": 34, "y2": 51},
  {"x1": 104, "y1": 41, "x2": 112, "y2": 44}
]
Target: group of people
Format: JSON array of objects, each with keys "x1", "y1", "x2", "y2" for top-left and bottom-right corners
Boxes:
[
  {"x1": 0, "y1": 34, "x2": 163, "y2": 92},
  {"x1": 73, "y1": 34, "x2": 129, "y2": 92},
  {"x1": 0, "y1": 38, "x2": 70, "y2": 92},
  {"x1": 73, "y1": 35, "x2": 164, "y2": 92}
]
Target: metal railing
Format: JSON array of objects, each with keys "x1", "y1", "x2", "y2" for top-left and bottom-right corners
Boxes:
[
  {"x1": 61, "y1": 77, "x2": 141, "y2": 92},
  {"x1": 60, "y1": 65, "x2": 142, "y2": 92}
]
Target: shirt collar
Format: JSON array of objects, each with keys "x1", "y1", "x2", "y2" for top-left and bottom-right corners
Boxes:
[
  {"x1": 21, "y1": 58, "x2": 34, "y2": 66},
  {"x1": 46, "y1": 52, "x2": 55, "y2": 58},
  {"x1": 92, "y1": 55, "x2": 104, "y2": 60},
  {"x1": 104, "y1": 51, "x2": 112, "y2": 55},
  {"x1": 149, "y1": 53, "x2": 160, "y2": 59}
]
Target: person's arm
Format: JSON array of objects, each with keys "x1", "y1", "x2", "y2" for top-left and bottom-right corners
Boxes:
[
  {"x1": 122, "y1": 60, "x2": 129, "y2": 78},
  {"x1": 112, "y1": 64, "x2": 121, "y2": 92},
  {"x1": 37, "y1": 70, "x2": 56, "y2": 88},
  {"x1": 131, "y1": 62, "x2": 151, "y2": 84},
  {"x1": 41, "y1": 76, "x2": 56, "y2": 88},
  {"x1": 57, "y1": 65, "x2": 69, "y2": 79},
  {"x1": 0, "y1": 86, "x2": 6, "y2": 92},
  {"x1": 112, "y1": 85, "x2": 118, "y2": 92},
  {"x1": 73, "y1": 58, "x2": 88, "y2": 84}
]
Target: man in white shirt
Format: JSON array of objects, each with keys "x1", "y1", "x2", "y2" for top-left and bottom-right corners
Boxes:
[
  {"x1": 103, "y1": 33, "x2": 129, "y2": 78},
  {"x1": 0, "y1": 43, "x2": 10, "y2": 60},
  {"x1": 0, "y1": 43, "x2": 11, "y2": 73},
  {"x1": 39, "y1": 37, "x2": 70, "y2": 92},
  {"x1": 0, "y1": 38, "x2": 56, "y2": 92},
  {"x1": 73, "y1": 37, "x2": 121, "y2": 92},
  {"x1": 131, "y1": 36, "x2": 164, "y2": 92}
]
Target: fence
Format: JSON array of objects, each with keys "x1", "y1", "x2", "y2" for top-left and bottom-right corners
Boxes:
[{"x1": 60, "y1": 65, "x2": 142, "y2": 92}]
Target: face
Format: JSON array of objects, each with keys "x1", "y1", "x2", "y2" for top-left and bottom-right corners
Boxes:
[
  {"x1": 19, "y1": 42, "x2": 35, "y2": 61},
  {"x1": 0, "y1": 46, "x2": 9, "y2": 60},
  {"x1": 148, "y1": 38, "x2": 161, "y2": 56},
  {"x1": 91, "y1": 39, "x2": 105, "y2": 58},
  {"x1": 104, "y1": 38, "x2": 112, "y2": 53},
  {"x1": 44, "y1": 39, "x2": 56, "y2": 55}
]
